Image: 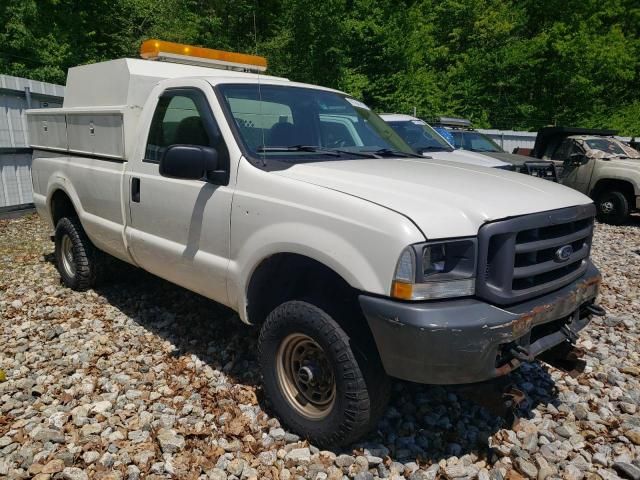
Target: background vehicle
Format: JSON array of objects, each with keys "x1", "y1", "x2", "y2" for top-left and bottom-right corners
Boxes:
[
  {"x1": 433, "y1": 117, "x2": 558, "y2": 181},
  {"x1": 531, "y1": 127, "x2": 640, "y2": 224},
  {"x1": 28, "y1": 40, "x2": 602, "y2": 447},
  {"x1": 381, "y1": 114, "x2": 514, "y2": 169}
]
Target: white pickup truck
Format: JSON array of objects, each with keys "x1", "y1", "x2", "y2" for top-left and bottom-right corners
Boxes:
[{"x1": 28, "y1": 40, "x2": 603, "y2": 447}]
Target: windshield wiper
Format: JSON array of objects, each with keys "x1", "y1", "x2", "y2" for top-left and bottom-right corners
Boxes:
[
  {"x1": 329, "y1": 149, "x2": 380, "y2": 158},
  {"x1": 417, "y1": 146, "x2": 452, "y2": 153},
  {"x1": 257, "y1": 145, "x2": 341, "y2": 156},
  {"x1": 364, "y1": 148, "x2": 423, "y2": 158}
]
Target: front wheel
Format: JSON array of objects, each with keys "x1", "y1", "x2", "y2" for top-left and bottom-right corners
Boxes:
[
  {"x1": 596, "y1": 190, "x2": 629, "y2": 225},
  {"x1": 258, "y1": 300, "x2": 386, "y2": 447}
]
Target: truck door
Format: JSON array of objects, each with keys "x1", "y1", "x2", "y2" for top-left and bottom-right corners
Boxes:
[
  {"x1": 125, "y1": 86, "x2": 232, "y2": 304},
  {"x1": 555, "y1": 139, "x2": 594, "y2": 194}
]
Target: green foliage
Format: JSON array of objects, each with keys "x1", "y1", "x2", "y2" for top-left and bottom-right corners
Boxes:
[{"x1": 1, "y1": 0, "x2": 638, "y2": 134}]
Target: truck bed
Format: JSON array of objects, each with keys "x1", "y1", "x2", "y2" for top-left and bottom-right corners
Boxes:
[{"x1": 31, "y1": 151, "x2": 132, "y2": 263}]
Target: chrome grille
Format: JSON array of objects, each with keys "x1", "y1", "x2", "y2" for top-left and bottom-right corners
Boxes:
[{"x1": 477, "y1": 205, "x2": 595, "y2": 305}]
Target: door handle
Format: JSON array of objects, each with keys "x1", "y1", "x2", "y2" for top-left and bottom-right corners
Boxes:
[{"x1": 131, "y1": 177, "x2": 140, "y2": 203}]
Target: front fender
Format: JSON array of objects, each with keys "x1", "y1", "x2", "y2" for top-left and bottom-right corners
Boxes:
[
  {"x1": 591, "y1": 163, "x2": 640, "y2": 196},
  {"x1": 230, "y1": 223, "x2": 381, "y2": 323},
  {"x1": 227, "y1": 163, "x2": 425, "y2": 323}
]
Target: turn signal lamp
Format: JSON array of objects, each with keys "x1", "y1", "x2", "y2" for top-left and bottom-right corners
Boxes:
[{"x1": 140, "y1": 39, "x2": 267, "y2": 73}]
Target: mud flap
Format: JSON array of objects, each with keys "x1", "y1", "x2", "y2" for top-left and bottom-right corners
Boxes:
[
  {"x1": 539, "y1": 342, "x2": 586, "y2": 378},
  {"x1": 454, "y1": 378, "x2": 527, "y2": 428}
]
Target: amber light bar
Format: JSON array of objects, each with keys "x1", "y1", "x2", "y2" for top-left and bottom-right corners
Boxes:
[{"x1": 140, "y1": 39, "x2": 267, "y2": 72}]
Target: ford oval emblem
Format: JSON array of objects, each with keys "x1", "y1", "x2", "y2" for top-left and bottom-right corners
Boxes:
[{"x1": 555, "y1": 245, "x2": 574, "y2": 262}]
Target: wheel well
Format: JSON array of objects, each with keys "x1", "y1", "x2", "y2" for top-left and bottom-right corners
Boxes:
[
  {"x1": 50, "y1": 190, "x2": 77, "y2": 226},
  {"x1": 246, "y1": 253, "x2": 371, "y2": 338},
  {"x1": 591, "y1": 179, "x2": 636, "y2": 204}
]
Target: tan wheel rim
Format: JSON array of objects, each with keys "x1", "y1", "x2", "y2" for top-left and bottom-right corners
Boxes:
[
  {"x1": 276, "y1": 333, "x2": 336, "y2": 420},
  {"x1": 60, "y1": 234, "x2": 76, "y2": 278}
]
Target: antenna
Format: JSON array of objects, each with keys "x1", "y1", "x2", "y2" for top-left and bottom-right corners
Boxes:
[
  {"x1": 253, "y1": 3, "x2": 266, "y2": 166},
  {"x1": 253, "y1": 10, "x2": 259, "y2": 55}
]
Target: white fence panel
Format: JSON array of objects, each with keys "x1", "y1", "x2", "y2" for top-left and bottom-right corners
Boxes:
[
  {"x1": 0, "y1": 153, "x2": 33, "y2": 207},
  {"x1": 0, "y1": 74, "x2": 64, "y2": 209},
  {"x1": 477, "y1": 129, "x2": 538, "y2": 152}
]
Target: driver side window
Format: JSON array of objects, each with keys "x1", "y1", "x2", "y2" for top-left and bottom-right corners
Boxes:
[
  {"x1": 144, "y1": 90, "x2": 228, "y2": 167},
  {"x1": 552, "y1": 139, "x2": 573, "y2": 161}
]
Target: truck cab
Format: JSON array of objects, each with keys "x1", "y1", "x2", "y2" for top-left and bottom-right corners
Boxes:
[
  {"x1": 532, "y1": 127, "x2": 640, "y2": 224},
  {"x1": 28, "y1": 40, "x2": 603, "y2": 447}
]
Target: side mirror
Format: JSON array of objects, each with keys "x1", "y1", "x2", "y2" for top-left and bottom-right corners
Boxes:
[
  {"x1": 159, "y1": 145, "x2": 218, "y2": 180},
  {"x1": 568, "y1": 152, "x2": 586, "y2": 166}
]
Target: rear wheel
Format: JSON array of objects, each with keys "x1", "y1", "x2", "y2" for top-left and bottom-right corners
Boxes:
[
  {"x1": 596, "y1": 190, "x2": 629, "y2": 225},
  {"x1": 54, "y1": 217, "x2": 102, "y2": 291},
  {"x1": 258, "y1": 300, "x2": 388, "y2": 447}
]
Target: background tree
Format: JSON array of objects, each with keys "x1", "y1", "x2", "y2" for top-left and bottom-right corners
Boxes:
[{"x1": 1, "y1": 0, "x2": 638, "y2": 135}]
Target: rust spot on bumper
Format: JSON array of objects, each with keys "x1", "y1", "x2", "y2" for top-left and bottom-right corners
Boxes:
[
  {"x1": 496, "y1": 273, "x2": 601, "y2": 377},
  {"x1": 509, "y1": 273, "x2": 601, "y2": 337}
]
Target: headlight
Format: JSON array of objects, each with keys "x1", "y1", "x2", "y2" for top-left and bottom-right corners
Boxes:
[{"x1": 391, "y1": 238, "x2": 477, "y2": 300}]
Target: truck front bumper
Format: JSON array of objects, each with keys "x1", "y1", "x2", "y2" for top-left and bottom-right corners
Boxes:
[{"x1": 359, "y1": 263, "x2": 601, "y2": 385}]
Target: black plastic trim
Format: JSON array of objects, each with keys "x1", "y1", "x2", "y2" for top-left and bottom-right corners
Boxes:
[
  {"x1": 476, "y1": 204, "x2": 595, "y2": 305},
  {"x1": 33, "y1": 148, "x2": 125, "y2": 163}
]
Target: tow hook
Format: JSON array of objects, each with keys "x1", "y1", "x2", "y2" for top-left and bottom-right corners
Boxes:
[
  {"x1": 560, "y1": 324, "x2": 579, "y2": 343},
  {"x1": 584, "y1": 304, "x2": 605, "y2": 317},
  {"x1": 508, "y1": 345, "x2": 534, "y2": 363}
]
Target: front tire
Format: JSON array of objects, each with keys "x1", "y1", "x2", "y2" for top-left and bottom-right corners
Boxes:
[
  {"x1": 258, "y1": 300, "x2": 385, "y2": 447},
  {"x1": 54, "y1": 216, "x2": 101, "y2": 291},
  {"x1": 596, "y1": 190, "x2": 629, "y2": 225}
]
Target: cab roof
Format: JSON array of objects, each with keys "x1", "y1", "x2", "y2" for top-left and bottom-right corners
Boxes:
[
  {"x1": 62, "y1": 58, "x2": 287, "y2": 108},
  {"x1": 379, "y1": 114, "x2": 421, "y2": 122},
  {"x1": 63, "y1": 58, "x2": 348, "y2": 110}
]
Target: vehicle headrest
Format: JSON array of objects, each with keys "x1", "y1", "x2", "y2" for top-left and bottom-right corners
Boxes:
[
  {"x1": 268, "y1": 122, "x2": 298, "y2": 147},
  {"x1": 175, "y1": 116, "x2": 209, "y2": 146}
]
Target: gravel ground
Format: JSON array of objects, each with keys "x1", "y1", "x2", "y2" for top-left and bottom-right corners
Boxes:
[{"x1": 0, "y1": 214, "x2": 638, "y2": 480}]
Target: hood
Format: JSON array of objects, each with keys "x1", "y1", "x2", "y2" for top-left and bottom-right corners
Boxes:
[
  {"x1": 477, "y1": 151, "x2": 532, "y2": 166},
  {"x1": 613, "y1": 158, "x2": 640, "y2": 166},
  {"x1": 426, "y1": 149, "x2": 510, "y2": 168},
  {"x1": 584, "y1": 150, "x2": 640, "y2": 162},
  {"x1": 594, "y1": 157, "x2": 640, "y2": 168},
  {"x1": 274, "y1": 158, "x2": 593, "y2": 239}
]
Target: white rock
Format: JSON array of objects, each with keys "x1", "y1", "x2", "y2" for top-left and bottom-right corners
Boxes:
[{"x1": 62, "y1": 467, "x2": 89, "y2": 480}]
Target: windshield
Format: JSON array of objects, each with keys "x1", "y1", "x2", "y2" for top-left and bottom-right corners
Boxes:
[
  {"x1": 217, "y1": 84, "x2": 415, "y2": 163},
  {"x1": 585, "y1": 138, "x2": 629, "y2": 156},
  {"x1": 435, "y1": 128, "x2": 503, "y2": 153},
  {"x1": 387, "y1": 120, "x2": 453, "y2": 153}
]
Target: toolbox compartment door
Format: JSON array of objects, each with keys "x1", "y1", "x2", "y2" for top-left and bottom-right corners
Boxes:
[
  {"x1": 27, "y1": 113, "x2": 68, "y2": 152},
  {"x1": 66, "y1": 113, "x2": 125, "y2": 159}
]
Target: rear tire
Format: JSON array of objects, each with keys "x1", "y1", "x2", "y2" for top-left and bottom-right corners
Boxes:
[
  {"x1": 54, "y1": 216, "x2": 102, "y2": 291},
  {"x1": 258, "y1": 300, "x2": 388, "y2": 447},
  {"x1": 596, "y1": 190, "x2": 629, "y2": 225}
]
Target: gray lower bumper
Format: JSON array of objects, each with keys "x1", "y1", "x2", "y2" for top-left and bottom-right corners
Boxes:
[{"x1": 359, "y1": 263, "x2": 601, "y2": 385}]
